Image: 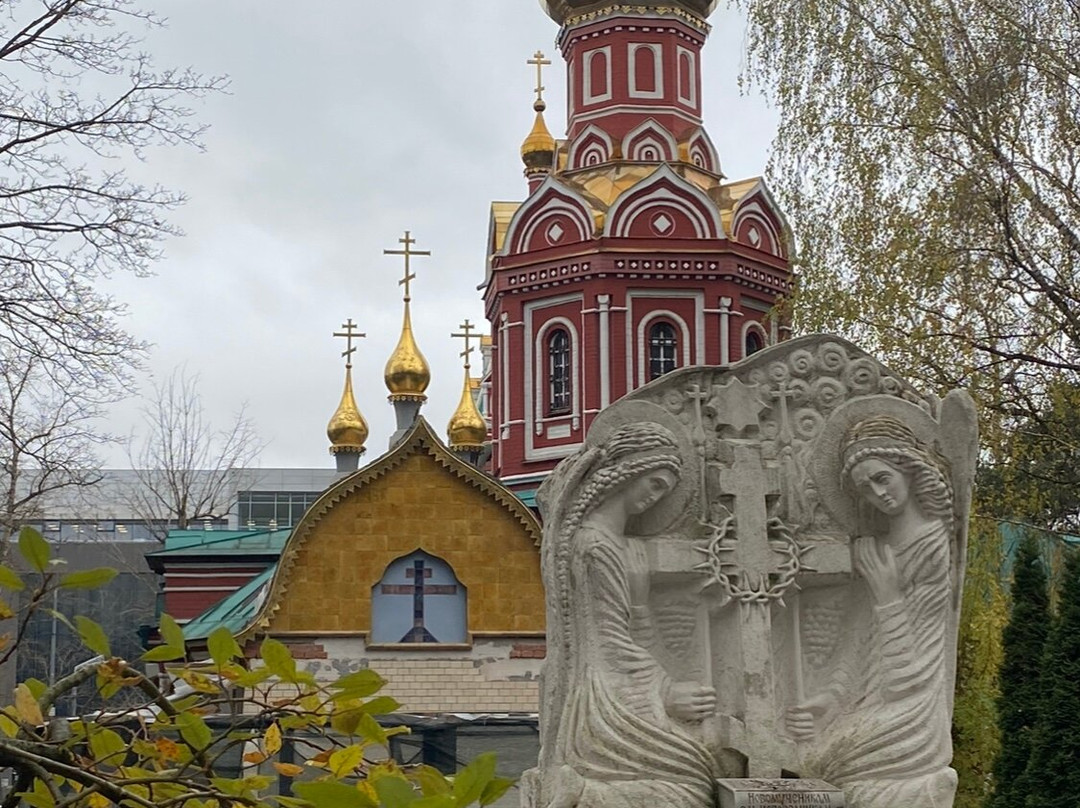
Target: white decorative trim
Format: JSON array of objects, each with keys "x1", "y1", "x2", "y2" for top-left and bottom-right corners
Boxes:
[
  {"x1": 568, "y1": 59, "x2": 576, "y2": 117},
  {"x1": 732, "y1": 201, "x2": 782, "y2": 256},
  {"x1": 524, "y1": 293, "x2": 584, "y2": 461},
  {"x1": 597, "y1": 294, "x2": 611, "y2": 408},
  {"x1": 687, "y1": 128, "x2": 719, "y2": 173},
  {"x1": 622, "y1": 119, "x2": 678, "y2": 162},
  {"x1": 730, "y1": 180, "x2": 792, "y2": 251},
  {"x1": 676, "y1": 46, "x2": 697, "y2": 107},
  {"x1": 628, "y1": 43, "x2": 664, "y2": 99},
  {"x1": 605, "y1": 164, "x2": 722, "y2": 239},
  {"x1": 571, "y1": 104, "x2": 701, "y2": 130},
  {"x1": 637, "y1": 310, "x2": 692, "y2": 386},
  {"x1": 717, "y1": 295, "x2": 743, "y2": 366},
  {"x1": 499, "y1": 313, "x2": 509, "y2": 446},
  {"x1": 583, "y1": 46, "x2": 613, "y2": 105},
  {"x1": 518, "y1": 200, "x2": 592, "y2": 251},
  {"x1": 625, "y1": 289, "x2": 705, "y2": 390},
  {"x1": 567, "y1": 124, "x2": 615, "y2": 170},
  {"x1": 502, "y1": 176, "x2": 596, "y2": 256},
  {"x1": 533, "y1": 315, "x2": 581, "y2": 433},
  {"x1": 741, "y1": 318, "x2": 769, "y2": 358}
]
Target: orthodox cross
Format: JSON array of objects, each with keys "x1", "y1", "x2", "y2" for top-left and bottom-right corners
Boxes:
[
  {"x1": 332, "y1": 318, "x2": 365, "y2": 369},
  {"x1": 383, "y1": 230, "x2": 430, "y2": 302},
  {"x1": 451, "y1": 319, "x2": 478, "y2": 371},
  {"x1": 379, "y1": 558, "x2": 458, "y2": 643},
  {"x1": 528, "y1": 50, "x2": 551, "y2": 106},
  {"x1": 712, "y1": 443, "x2": 798, "y2": 777}
]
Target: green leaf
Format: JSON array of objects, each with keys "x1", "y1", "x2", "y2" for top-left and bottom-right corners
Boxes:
[
  {"x1": 374, "y1": 776, "x2": 418, "y2": 808},
  {"x1": 452, "y1": 752, "x2": 497, "y2": 806},
  {"x1": 359, "y1": 695, "x2": 401, "y2": 715},
  {"x1": 0, "y1": 565, "x2": 24, "y2": 591},
  {"x1": 275, "y1": 798, "x2": 311, "y2": 808},
  {"x1": 329, "y1": 743, "x2": 366, "y2": 778},
  {"x1": 207, "y1": 626, "x2": 243, "y2": 666},
  {"x1": 234, "y1": 666, "x2": 272, "y2": 687},
  {"x1": 294, "y1": 782, "x2": 377, "y2": 808},
  {"x1": 412, "y1": 797, "x2": 456, "y2": 808},
  {"x1": 415, "y1": 766, "x2": 452, "y2": 798},
  {"x1": 18, "y1": 528, "x2": 50, "y2": 572},
  {"x1": 261, "y1": 638, "x2": 297, "y2": 680},
  {"x1": 88, "y1": 727, "x2": 126, "y2": 763},
  {"x1": 60, "y1": 567, "x2": 117, "y2": 589},
  {"x1": 357, "y1": 713, "x2": 387, "y2": 746},
  {"x1": 330, "y1": 669, "x2": 385, "y2": 698},
  {"x1": 331, "y1": 706, "x2": 362, "y2": 737},
  {"x1": 175, "y1": 711, "x2": 212, "y2": 751},
  {"x1": 23, "y1": 678, "x2": 47, "y2": 700},
  {"x1": 159, "y1": 613, "x2": 185, "y2": 649},
  {"x1": 141, "y1": 644, "x2": 185, "y2": 662},
  {"x1": 74, "y1": 616, "x2": 110, "y2": 656},
  {"x1": 479, "y1": 777, "x2": 515, "y2": 806}
]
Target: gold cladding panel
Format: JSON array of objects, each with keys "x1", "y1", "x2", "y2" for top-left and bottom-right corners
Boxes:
[{"x1": 268, "y1": 452, "x2": 544, "y2": 634}]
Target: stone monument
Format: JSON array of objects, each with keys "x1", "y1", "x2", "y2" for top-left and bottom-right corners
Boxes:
[{"x1": 524, "y1": 335, "x2": 977, "y2": 808}]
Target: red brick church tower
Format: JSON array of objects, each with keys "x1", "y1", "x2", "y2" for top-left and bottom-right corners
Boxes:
[{"x1": 483, "y1": 0, "x2": 792, "y2": 498}]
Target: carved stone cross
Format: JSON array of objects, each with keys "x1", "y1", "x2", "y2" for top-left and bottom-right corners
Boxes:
[{"x1": 712, "y1": 442, "x2": 799, "y2": 778}]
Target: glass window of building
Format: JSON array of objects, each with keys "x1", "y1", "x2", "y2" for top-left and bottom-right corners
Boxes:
[{"x1": 648, "y1": 321, "x2": 679, "y2": 380}]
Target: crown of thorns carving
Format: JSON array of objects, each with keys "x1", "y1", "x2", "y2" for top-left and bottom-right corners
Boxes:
[{"x1": 694, "y1": 516, "x2": 811, "y2": 606}]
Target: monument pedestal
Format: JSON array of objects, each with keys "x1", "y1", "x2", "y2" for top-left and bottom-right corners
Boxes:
[{"x1": 717, "y1": 779, "x2": 845, "y2": 807}]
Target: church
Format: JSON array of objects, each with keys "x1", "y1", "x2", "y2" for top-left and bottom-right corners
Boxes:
[{"x1": 165, "y1": 0, "x2": 792, "y2": 724}]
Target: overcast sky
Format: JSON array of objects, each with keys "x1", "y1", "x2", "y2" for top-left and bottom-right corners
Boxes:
[{"x1": 100, "y1": 1, "x2": 779, "y2": 469}]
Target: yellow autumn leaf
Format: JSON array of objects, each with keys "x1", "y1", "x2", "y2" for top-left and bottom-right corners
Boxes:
[
  {"x1": 0, "y1": 712, "x2": 17, "y2": 737},
  {"x1": 14, "y1": 683, "x2": 42, "y2": 725},
  {"x1": 272, "y1": 762, "x2": 304, "y2": 777},
  {"x1": 155, "y1": 737, "x2": 181, "y2": 762},
  {"x1": 0, "y1": 599, "x2": 14, "y2": 620},
  {"x1": 87, "y1": 793, "x2": 111, "y2": 808},
  {"x1": 264, "y1": 721, "x2": 282, "y2": 755}
]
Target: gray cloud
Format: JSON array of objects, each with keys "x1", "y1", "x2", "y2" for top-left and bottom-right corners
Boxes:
[{"x1": 100, "y1": 1, "x2": 778, "y2": 468}]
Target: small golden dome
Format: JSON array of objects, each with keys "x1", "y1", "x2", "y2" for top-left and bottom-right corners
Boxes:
[
  {"x1": 447, "y1": 367, "x2": 487, "y2": 450},
  {"x1": 384, "y1": 300, "x2": 431, "y2": 400},
  {"x1": 521, "y1": 101, "x2": 556, "y2": 173},
  {"x1": 327, "y1": 365, "x2": 368, "y2": 453}
]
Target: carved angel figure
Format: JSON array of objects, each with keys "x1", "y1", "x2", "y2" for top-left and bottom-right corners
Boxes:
[
  {"x1": 527, "y1": 420, "x2": 718, "y2": 808},
  {"x1": 790, "y1": 414, "x2": 961, "y2": 806}
]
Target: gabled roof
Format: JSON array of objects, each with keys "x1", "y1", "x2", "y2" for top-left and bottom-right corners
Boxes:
[
  {"x1": 145, "y1": 527, "x2": 291, "y2": 565},
  {"x1": 239, "y1": 417, "x2": 541, "y2": 639},
  {"x1": 183, "y1": 565, "x2": 275, "y2": 642}
]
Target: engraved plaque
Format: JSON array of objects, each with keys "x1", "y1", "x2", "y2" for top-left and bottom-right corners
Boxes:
[{"x1": 716, "y1": 779, "x2": 845, "y2": 808}]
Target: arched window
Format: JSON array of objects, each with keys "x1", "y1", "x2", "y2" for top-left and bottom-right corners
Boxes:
[
  {"x1": 745, "y1": 329, "x2": 764, "y2": 357},
  {"x1": 371, "y1": 551, "x2": 467, "y2": 645},
  {"x1": 548, "y1": 328, "x2": 572, "y2": 413},
  {"x1": 648, "y1": 321, "x2": 679, "y2": 380}
]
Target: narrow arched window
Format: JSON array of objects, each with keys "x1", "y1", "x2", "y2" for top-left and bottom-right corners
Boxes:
[
  {"x1": 648, "y1": 321, "x2": 678, "y2": 380},
  {"x1": 548, "y1": 328, "x2": 572, "y2": 413},
  {"x1": 745, "y1": 329, "x2": 764, "y2": 357}
]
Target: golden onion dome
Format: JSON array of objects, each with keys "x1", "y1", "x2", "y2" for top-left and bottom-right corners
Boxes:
[
  {"x1": 447, "y1": 367, "x2": 487, "y2": 450},
  {"x1": 521, "y1": 101, "x2": 556, "y2": 172},
  {"x1": 327, "y1": 365, "x2": 369, "y2": 453},
  {"x1": 384, "y1": 300, "x2": 431, "y2": 399}
]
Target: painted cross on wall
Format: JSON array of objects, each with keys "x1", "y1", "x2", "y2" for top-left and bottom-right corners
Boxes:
[{"x1": 371, "y1": 551, "x2": 468, "y2": 644}]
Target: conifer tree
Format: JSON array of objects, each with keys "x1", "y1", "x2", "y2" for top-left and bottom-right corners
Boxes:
[
  {"x1": 987, "y1": 535, "x2": 1050, "y2": 808},
  {"x1": 1022, "y1": 550, "x2": 1080, "y2": 808}
]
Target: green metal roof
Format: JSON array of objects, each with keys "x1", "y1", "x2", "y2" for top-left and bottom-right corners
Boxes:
[
  {"x1": 182, "y1": 564, "x2": 276, "y2": 641},
  {"x1": 147, "y1": 528, "x2": 292, "y2": 558}
]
